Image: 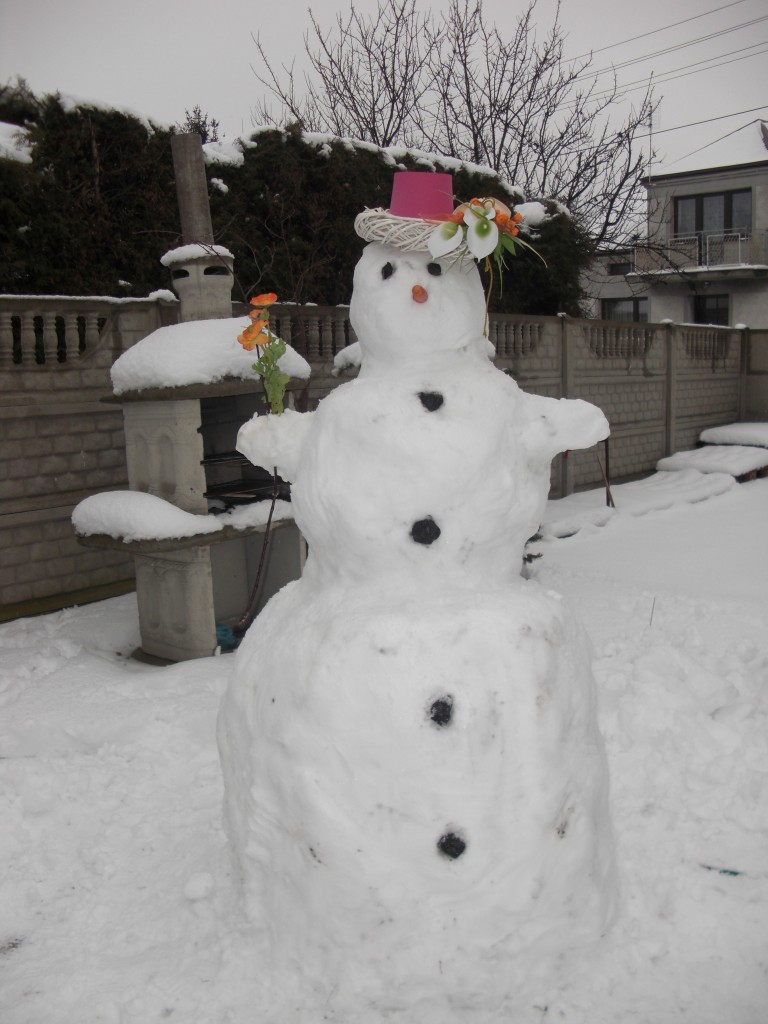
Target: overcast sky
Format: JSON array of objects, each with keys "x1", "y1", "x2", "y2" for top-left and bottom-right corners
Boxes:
[{"x1": 1, "y1": 0, "x2": 766, "y2": 175}]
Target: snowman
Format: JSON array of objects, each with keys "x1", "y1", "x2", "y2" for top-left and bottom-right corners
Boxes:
[{"x1": 217, "y1": 172, "x2": 616, "y2": 1021}]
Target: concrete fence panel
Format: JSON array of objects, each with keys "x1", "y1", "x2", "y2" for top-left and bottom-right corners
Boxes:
[{"x1": 0, "y1": 294, "x2": 754, "y2": 619}]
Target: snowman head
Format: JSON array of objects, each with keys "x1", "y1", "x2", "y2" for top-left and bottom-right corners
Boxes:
[{"x1": 350, "y1": 242, "x2": 487, "y2": 369}]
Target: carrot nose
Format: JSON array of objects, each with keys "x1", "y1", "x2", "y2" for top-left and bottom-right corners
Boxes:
[{"x1": 412, "y1": 284, "x2": 428, "y2": 303}]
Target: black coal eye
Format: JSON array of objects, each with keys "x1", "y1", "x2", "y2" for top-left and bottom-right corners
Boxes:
[
  {"x1": 427, "y1": 262, "x2": 442, "y2": 276},
  {"x1": 381, "y1": 262, "x2": 394, "y2": 279}
]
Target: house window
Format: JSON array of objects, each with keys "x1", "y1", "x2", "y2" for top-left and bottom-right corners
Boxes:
[
  {"x1": 674, "y1": 189, "x2": 751, "y2": 236},
  {"x1": 693, "y1": 294, "x2": 729, "y2": 326},
  {"x1": 608, "y1": 260, "x2": 632, "y2": 276},
  {"x1": 602, "y1": 297, "x2": 648, "y2": 322}
]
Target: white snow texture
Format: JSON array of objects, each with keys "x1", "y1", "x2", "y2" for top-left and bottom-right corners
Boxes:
[
  {"x1": 218, "y1": 242, "x2": 615, "y2": 1019},
  {"x1": 110, "y1": 317, "x2": 310, "y2": 395}
]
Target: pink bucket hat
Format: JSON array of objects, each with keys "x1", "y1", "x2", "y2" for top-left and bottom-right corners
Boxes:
[{"x1": 354, "y1": 171, "x2": 459, "y2": 252}]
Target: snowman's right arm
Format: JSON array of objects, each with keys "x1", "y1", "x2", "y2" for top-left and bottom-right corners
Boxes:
[{"x1": 236, "y1": 408, "x2": 314, "y2": 482}]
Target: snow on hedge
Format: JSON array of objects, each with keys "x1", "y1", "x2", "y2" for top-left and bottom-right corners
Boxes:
[{"x1": 0, "y1": 121, "x2": 32, "y2": 163}]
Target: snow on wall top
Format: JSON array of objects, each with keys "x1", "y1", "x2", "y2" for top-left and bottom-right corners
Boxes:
[
  {"x1": 0, "y1": 290, "x2": 177, "y2": 303},
  {"x1": 110, "y1": 317, "x2": 310, "y2": 395}
]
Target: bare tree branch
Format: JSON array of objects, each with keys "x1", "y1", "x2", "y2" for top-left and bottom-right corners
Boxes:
[{"x1": 249, "y1": 0, "x2": 658, "y2": 248}]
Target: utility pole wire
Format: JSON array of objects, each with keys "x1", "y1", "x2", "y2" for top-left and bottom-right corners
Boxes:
[
  {"x1": 571, "y1": 15, "x2": 768, "y2": 85},
  {"x1": 556, "y1": 43, "x2": 768, "y2": 113},
  {"x1": 582, "y1": 41, "x2": 768, "y2": 104},
  {"x1": 666, "y1": 118, "x2": 767, "y2": 166},
  {"x1": 570, "y1": 0, "x2": 750, "y2": 61},
  {"x1": 635, "y1": 104, "x2": 768, "y2": 139}
]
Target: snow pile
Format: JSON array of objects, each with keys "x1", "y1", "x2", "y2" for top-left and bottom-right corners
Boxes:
[
  {"x1": 0, "y1": 121, "x2": 32, "y2": 163},
  {"x1": 513, "y1": 200, "x2": 549, "y2": 228},
  {"x1": 202, "y1": 138, "x2": 245, "y2": 166},
  {"x1": 72, "y1": 490, "x2": 292, "y2": 542},
  {"x1": 700, "y1": 421, "x2": 768, "y2": 447},
  {"x1": 542, "y1": 468, "x2": 736, "y2": 538},
  {"x1": 1, "y1": 479, "x2": 767, "y2": 1023},
  {"x1": 657, "y1": 445, "x2": 768, "y2": 476},
  {"x1": 110, "y1": 317, "x2": 310, "y2": 394}
]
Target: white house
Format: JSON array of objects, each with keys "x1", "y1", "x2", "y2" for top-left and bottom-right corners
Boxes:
[{"x1": 586, "y1": 122, "x2": 768, "y2": 328}]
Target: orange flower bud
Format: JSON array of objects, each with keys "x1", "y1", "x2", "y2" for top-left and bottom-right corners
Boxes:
[{"x1": 250, "y1": 292, "x2": 278, "y2": 308}]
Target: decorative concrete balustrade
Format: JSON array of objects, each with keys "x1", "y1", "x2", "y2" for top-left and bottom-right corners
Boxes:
[
  {"x1": 1, "y1": 291, "x2": 766, "y2": 618},
  {"x1": 0, "y1": 295, "x2": 177, "y2": 370},
  {"x1": 0, "y1": 306, "x2": 105, "y2": 366}
]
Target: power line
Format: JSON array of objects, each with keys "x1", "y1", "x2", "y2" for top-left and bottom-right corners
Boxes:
[
  {"x1": 586, "y1": 42, "x2": 768, "y2": 105},
  {"x1": 665, "y1": 118, "x2": 767, "y2": 166},
  {"x1": 573, "y1": 15, "x2": 768, "y2": 85},
  {"x1": 636, "y1": 105, "x2": 768, "y2": 139},
  {"x1": 570, "y1": 0, "x2": 751, "y2": 61},
  {"x1": 556, "y1": 43, "x2": 767, "y2": 114}
]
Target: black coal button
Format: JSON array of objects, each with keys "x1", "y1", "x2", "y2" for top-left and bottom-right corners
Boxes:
[
  {"x1": 437, "y1": 832, "x2": 466, "y2": 859},
  {"x1": 430, "y1": 696, "x2": 454, "y2": 726},
  {"x1": 418, "y1": 391, "x2": 444, "y2": 412},
  {"x1": 411, "y1": 517, "x2": 441, "y2": 545}
]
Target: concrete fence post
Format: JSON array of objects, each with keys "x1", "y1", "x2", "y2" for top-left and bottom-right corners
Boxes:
[
  {"x1": 560, "y1": 315, "x2": 575, "y2": 496},
  {"x1": 664, "y1": 321, "x2": 677, "y2": 457},
  {"x1": 170, "y1": 133, "x2": 215, "y2": 246},
  {"x1": 738, "y1": 327, "x2": 748, "y2": 421}
]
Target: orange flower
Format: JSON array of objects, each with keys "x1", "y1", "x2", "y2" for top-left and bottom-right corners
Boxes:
[
  {"x1": 497, "y1": 210, "x2": 523, "y2": 237},
  {"x1": 250, "y1": 292, "x2": 278, "y2": 309},
  {"x1": 238, "y1": 320, "x2": 270, "y2": 351}
]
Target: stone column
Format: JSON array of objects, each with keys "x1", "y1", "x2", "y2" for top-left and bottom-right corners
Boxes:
[{"x1": 165, "y1": 132, "x2": 234, "y2": 322}]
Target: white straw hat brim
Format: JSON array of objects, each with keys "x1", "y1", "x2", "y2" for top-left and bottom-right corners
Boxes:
[{"x1": 354, "y1": 207, "x2": 469, "y2": 258}]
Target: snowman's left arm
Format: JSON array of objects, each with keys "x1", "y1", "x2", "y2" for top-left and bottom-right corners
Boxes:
[
  {"x1": 236, "y1": 408, "x2": 315, "y2": 482},
  {"x1": 522, "y1": 394, "x2": 610, "y2": 461}
]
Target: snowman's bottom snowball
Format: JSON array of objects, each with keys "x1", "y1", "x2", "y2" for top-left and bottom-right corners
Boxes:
[{"x1": 217, "y1": 578, "x2": 616, "y2": 1015}]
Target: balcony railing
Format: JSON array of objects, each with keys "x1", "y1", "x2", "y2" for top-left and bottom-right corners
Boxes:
[{"x1": 634, "y1": 230, "x2": 768, "y2": 273}]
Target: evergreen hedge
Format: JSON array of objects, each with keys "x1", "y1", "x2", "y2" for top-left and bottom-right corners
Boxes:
[{"x1": 0, "y1": 85, "x2": 593, "y2": 314}]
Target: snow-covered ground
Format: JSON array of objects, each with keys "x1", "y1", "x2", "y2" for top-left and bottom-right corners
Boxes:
[{"x1": 2, "y1": 473, "x2": 767, "y2": 1023}]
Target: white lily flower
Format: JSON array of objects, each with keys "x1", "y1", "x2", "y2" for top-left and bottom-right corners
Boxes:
[
  {"x1": 428, "y1": 220, "x2": 463, "y2": 258},
  {"x1": 463, "y1": 204, "x2": 499, "y2": 260}
]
